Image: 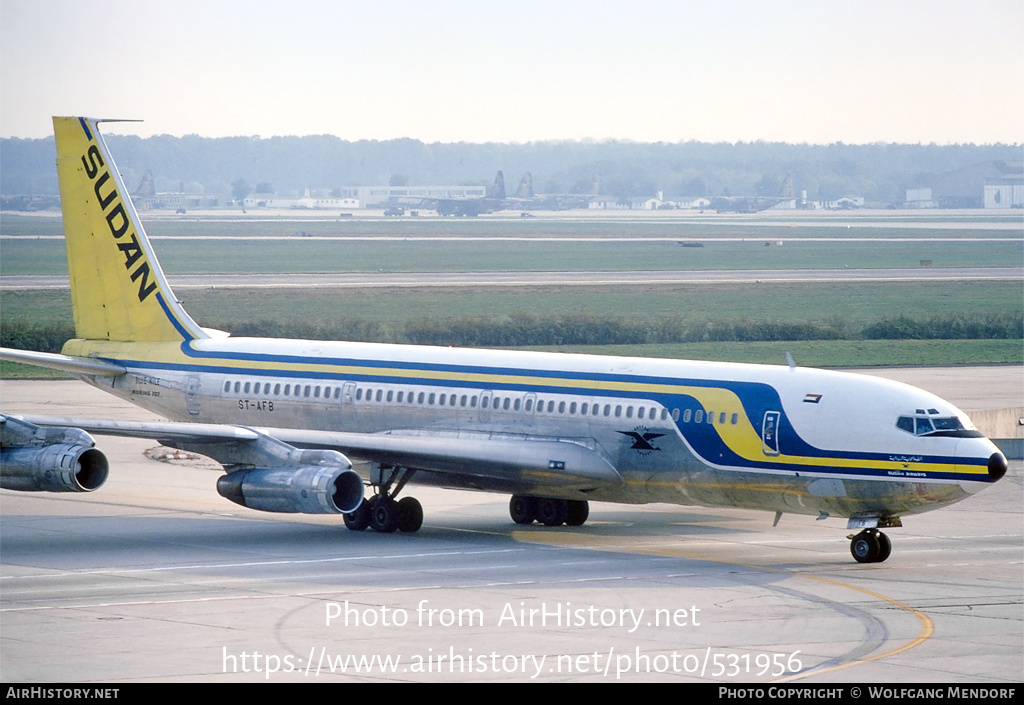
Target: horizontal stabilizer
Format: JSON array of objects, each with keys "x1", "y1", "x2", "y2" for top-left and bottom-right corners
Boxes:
[{"x1": 0, "y1": 348, "x2": 126, "y2": 377}]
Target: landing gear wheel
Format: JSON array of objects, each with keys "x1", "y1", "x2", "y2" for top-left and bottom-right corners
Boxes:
[
  {"x1": 509, "y1": 495, "x2": 538, "y2": 525},
  {"x1": 565, "y1": 500, "x2": 590, "y2": 526},
  {"x1": 850, "y1": 529, "x2": 881, "y2": 563},
  {"x1": 343, "y1": 501, "x2": 370, "y2": 531},
  {"x1": 537, "y1": 498, "x2": 569, "y2": 527},
  {"x1": 369, "y1": 497, "x2": 400, "y2": 533},
  {"x1": 876, "y1": 531, "x2": 892, "y2": 563},
  {"x1": 397, "y1": 496, "x2": 424, "y2": 533}
]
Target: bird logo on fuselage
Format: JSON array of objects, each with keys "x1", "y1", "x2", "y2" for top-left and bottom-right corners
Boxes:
[{"x1": 619, "y1": 428, "x2": 664, "y2": 455}]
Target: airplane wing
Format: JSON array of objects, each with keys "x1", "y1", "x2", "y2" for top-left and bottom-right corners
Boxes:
[{"x1": 3, "y1": 414, "x2": 623, "y2": 493}]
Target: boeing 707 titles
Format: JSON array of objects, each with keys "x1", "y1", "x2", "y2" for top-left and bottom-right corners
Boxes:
[{"x1": 0, "y1": 117, "x2": 1008, "y2": 563}]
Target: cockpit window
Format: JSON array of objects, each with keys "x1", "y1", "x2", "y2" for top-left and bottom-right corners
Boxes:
[
  {"x1": 932, "y1": 417, "x2": 965, "y2": 431},
  {"x1": 896, "y1": 414, "x2": 981, "y2": 438}
]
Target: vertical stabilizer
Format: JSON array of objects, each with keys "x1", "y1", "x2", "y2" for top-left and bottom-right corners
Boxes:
[{"x1": 53, "y1": 117, "x2": 207, "y2": 343}]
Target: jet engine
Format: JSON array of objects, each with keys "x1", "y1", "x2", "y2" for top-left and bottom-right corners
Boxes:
[
  {"x1": 0, "y1": 416, "x2": 109, "y2": 492},
  {"x1": 216, "y1": 463, "x2": 364, "y2": 515},
  {"x1": 0, "y1": 443, "x2": 109, "y2": 492}
]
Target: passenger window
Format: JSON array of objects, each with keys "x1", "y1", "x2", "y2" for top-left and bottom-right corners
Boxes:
[
  {"x1": 244, "y1": 382, "x2": 251, "y2": 394},
  {"x1": 439, "y1": 394, "x2": 447, "y2": 406},
  {"x1": 356, "y1": 388, "x2": 363, "y2": 400},
  {"x1": 503, "y1": 398, "x2": 511, "y2": 411},
  {"x1": 514, "y1": 398, "x2": 521, "y2": 411},
  {"x1": 429, "y1": 393, "x2": 436, "y2": 405},
  {"x1": 604, "y1": 405, "x2": 611, "y2": 416},
  {"x1": 570, "y1": 402, "x2": 577, "y2": 414},
  {"x1": 719, "y1": 412, "x2": 726, "y2": 425},
  {"x1": 275, "y1": 384, "x2": 281, "y2": 395},
  {"x1": 304, "y1": 385, "x2": 311, "y2": 397},
  {"x1": 234, "y1": 381, "x2": 241, "y2": 393},
  {"x1": 615, "y1": 405, "x2": 622, "y2": 418},
  {"x1": 224, "y1": 381, "x2": 231, "y2": 392},
  {"x1": 418, "y1": 392, "x2": 425, "y2": 404},
  {"x1": 558, "y1": 401, "x2": 565, "y2": 413},
  {"x1": 525, "y1": 399, "x2": 533, "y2": 411},
  {"x1": 375, "y1": 389, "x2": 382, "y2": 402},
  {"x1": 695, "y1": 410, "x2": 704, "y2": 423},
  {"x1": 731, "y1": 413, "x2": 738, "y2": 425},
  {"x1": 548, "y1": 401, "x2": 555, "y2": 413},
  {"x1": 626, "y1": 406, "x2": 633, "y2": 418},
  {"x1": 581, "y1": 403, "x2": 588, "y2": 415},
  {"x1": 314, "y1": 387, "x2": 320, "y2": 398}
]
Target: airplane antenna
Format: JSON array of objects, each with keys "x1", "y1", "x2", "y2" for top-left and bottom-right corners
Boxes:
[{"x1": 786, "y1": 352, "x2": 796, "y2": 370}]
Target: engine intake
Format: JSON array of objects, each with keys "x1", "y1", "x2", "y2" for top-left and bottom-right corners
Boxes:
[
  {"x1": 0, "y1": 444, "x2": 109, "y2": 492},
  {"x1": 216, "y1": 465, "x2": 364, "y2": 514}
]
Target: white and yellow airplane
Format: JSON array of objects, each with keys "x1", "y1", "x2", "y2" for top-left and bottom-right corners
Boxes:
[{"x1": 0, "y1": 117, "x2": 1008, "y2": 563}]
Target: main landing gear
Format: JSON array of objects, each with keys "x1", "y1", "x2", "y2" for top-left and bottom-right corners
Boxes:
[
  {"x1": 343, "y1": 467, "x2": 423, "y2": 533},
  {"x1": 509, "y1": 495, "x2": 589, "y2": 527},
  {"x1": 849, "y1": 528, "x2": 892, "y2": 563}
]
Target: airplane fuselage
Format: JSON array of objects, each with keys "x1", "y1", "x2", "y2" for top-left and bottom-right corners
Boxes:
[{"x1": 65, "y1": 335, "x2": 1001, "y2": 521}]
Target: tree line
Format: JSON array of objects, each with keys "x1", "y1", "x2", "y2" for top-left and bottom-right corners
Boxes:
[{"x1": 2, "y1": 133, "x2": 1019, "y2": 205}]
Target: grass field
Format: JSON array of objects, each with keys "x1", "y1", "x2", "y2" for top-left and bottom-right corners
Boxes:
[
  {"x1": 3, "y1": 281, "x2": 1019, "y2": 333},
  {"x1": 1, "y1": 211, "x2": 1020, "y2": 371},
  {"x1": 2, "y1": 235, "x2": 1020, "y2": 276}
]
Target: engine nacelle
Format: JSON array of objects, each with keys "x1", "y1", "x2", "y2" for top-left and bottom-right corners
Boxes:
[
  {"x1": 216, "y1": 465, "x2": 364, "y2": 514},
  {"x1": 0, "y1": 444, "x2": 109, "y2": 492}
]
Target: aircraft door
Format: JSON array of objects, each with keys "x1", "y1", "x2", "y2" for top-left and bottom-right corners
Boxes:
[
  {"x1": 478, "y1": 390, "x2": 493, "y2": 422},
  {"x1": 762, "y1": 410, "x2": 781, "y2": 456},
  {"x1": 340, "y1": 382, "x2": 356, "y2": 427},
  {"x1": 185, "y1": 376, "x2": 201, "y2": 416},
  {"x1": 523, "y1": 393, "x2": 537, "y2": 426}
]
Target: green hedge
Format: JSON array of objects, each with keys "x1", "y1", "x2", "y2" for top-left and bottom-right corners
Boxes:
[{"x1": 4, "y1": 313, "x2": 1020, "y2": 353}]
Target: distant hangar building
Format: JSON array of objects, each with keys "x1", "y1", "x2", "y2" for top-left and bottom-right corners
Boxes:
[{"x1": 930, "y1": 160, "x2": 1023, "y2": 208}]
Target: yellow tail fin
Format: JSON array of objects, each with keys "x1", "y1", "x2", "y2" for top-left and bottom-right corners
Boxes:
[{"x1": 54, "y1": 117, "x2": 206, "y2": 343}]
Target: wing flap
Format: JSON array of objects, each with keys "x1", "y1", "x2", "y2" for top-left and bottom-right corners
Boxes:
[{"x1": 7, "y1": 415, "x2": 259, "y2": 443}]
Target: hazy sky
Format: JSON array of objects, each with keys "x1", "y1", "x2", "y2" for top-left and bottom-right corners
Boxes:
[{"x1": 2, "y1": 0, "x2": 1022, "y2": 144}]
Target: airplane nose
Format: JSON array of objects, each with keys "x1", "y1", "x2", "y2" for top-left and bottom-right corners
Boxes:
[{"x1": 988, "y1": 451, "x2": 1008, "y2": 482}]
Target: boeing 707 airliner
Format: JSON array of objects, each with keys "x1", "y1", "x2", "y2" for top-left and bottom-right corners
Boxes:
[{"x1": 0, "y1": 117, "x2": 1008, "y2": 563}]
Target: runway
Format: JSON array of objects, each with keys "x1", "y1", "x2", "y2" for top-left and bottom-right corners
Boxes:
[
  {"x1": 2, "y1": 267, "x2": 1021, "y2": 290},
  {"x1": 1, "y1": 370, "x2": 1021, "y2": 683}
]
